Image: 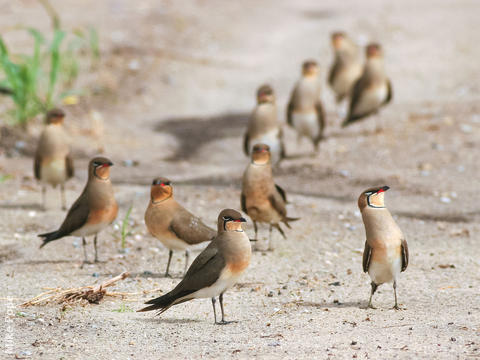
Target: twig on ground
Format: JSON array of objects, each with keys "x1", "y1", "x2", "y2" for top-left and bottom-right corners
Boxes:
[{"x1": 21, "y1": 272, "x2": 130, "y2": 307}]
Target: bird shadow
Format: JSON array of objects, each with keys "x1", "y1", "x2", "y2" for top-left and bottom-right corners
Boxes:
[
  {"x1": 19, "y1": 259, "x2": 73, "y2": 265},
  {"x1": 0, "y1": 244, "x2": 20, "y2": 263},
  {"x1": 0, "y1": 202, "x2": 44, "y2": 211},
  {"x1": 128, "y1": 272, "x2": 184, "y2": 280},
  {"x1": 295, "y1": 300, "x2": 365, "y2": 309},
  {"x1": 396, "y1": 211, "x2": 471, "y2": 223},
  {"x1": 137, "y1": 316, "x2": 202, "y2": 324},
  {"x1": 153, "y1": 112, "x2": 249, "y2": 161}
]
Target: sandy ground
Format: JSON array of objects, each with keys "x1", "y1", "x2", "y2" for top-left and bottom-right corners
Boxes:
[{"x1": 1, "y1": 0, "x2": 480, "y2": 359}]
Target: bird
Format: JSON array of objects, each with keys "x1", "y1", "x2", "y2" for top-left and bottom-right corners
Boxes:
[
  {"x1": 342, "y1": 43, "x2": 393, "y2": 127},
  {"x1": 34, "y1": 108, "x2": 74, "y2": 210},
  {"x1": 328, "y1": 31, "x2": 363, "y2": 103},
  {"x1": 38, "y1": 157, "x2": 118, "y2": 265},
  {"x1": 138, "y1": 209, "x2": 251, "y2": 325},
  {"x1": 144, "y1": 177, "x2": 216, "y2": 277},
  {"x1": 241, "y1": 143, "x2": 299, "y2": 250},
  {"x1": 358, "y1": 186, "x2": 408, "y2": 309},
  {"x1": 287, "y1": 60, "x2": 326, "y2": 153},
  {"x1": 243, "y1": 84, "x2": 285, "y2": 164}
]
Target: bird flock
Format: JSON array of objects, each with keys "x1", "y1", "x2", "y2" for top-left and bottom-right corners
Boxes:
[{"x1": 33, "y1": 31, "x2": 407, "y2": 324}]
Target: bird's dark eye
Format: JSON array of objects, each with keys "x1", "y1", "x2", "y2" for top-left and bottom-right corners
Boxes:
[
  {"x1": 164, "y1": 181, "x2": 171, "y2": 186},
  {"x1": 93, "y1": 162, "x2": 100, "y2": 167}
]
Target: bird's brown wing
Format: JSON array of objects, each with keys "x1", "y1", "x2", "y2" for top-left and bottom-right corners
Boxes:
[
  {"x1": 240, "y1": 192, "x2": 247, "y2": 213},
  {"x1": 275, "y1": 184, "x2": 287, "y2": 203},
  {"x1": 286, "y1": 88, "x2": 296, "y2": 127},
  {"x1": 343, "y1": 74, "x2": 369, "y2": 126},
  {"x1": 362, "y1": 241, "x2": 371, "y2": 273},
  {"x1": 140, "y1": 242, "x2": 225, "y2": 312},
  {"x1": 34, "y1": 152, "x2": 41, "y2": 180},
  {"x1": 401, "y1": 238, "x2": 409, "y2": 272},
  {"x1": 169, "y1": 207, "x2": 216, "y2": 245},
  {"x1": 40, "y1": 191, "x2": 90, "y2": 244},
  {"x1": 268, "y1": 190, "x2": 287, "y2": 218},
  {"x1": 243, "y1": 132, "x2": 250, "y2": 156},
  {"x1": 384, "y1": 79, "x2": 393, "y2": 105},
  {"x1": 328, "y1": 60, "x2": 340, "y2": 87},
  {"x1": 56, "y1": 192, "x2": 90, "y2": 236},
  {"x1": 315, "y1": 101, "x2": 326, "y2": 143},
  {"x1": 66, "y1": 153, "x2": 74, "y2": 179}
]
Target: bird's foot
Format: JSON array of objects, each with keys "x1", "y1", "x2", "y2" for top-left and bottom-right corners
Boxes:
[
  {"x1": 94, "y1": 259, "x2": 106, "y2": 264},
  {"x1": 393, "y1": 305, "x2": 403, "y2": 311},
  {"x1": 367, "y1": 304, "x2": 377, "y2": 310},
  {"x1": 164, "y1": 273, "x2": 172, "y2": 278},
  {"x1": 80, "y1": 260, "x2": 92, "y2": 269},
  {"x1": 215, "y1": 320, "x2": 237, "y2": 325}
]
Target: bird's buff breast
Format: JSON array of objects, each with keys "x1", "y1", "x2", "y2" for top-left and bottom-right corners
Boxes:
[
  {"x1": 368, "y1": 243, "x2": 402, "y2": 284},
  {"x1": 292, "y1": 112, "x2": 319, "y2": 139},
  {"x1": 40, "y1": 158, "x2": 67, "y2": 186},
  {"x1": 353, "y1": 82, "x2": 388, "y2": 116}
]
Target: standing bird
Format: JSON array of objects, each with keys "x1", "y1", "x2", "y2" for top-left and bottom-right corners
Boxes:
[
  {"x1": 358, "y1": 186, "x2": 408, "y2": 309},
  {"x1": 144, "y1": 177, "x2": 216, "y2": 277},
  {"x1": 328, "y1": 31, "x2": 362, "y2": 103},
  {"x1": 38, "y1": 157, "x2": 118, "y2": 265},
  {"x1": 244, "y1": 84, "x2": 285, "y2": 164},
  {"x1": 138, "y1": 209, "x2": 251, "y2": 325},
  {"x1": 34, "y1": 108, "x2": 74, "y2": 210},
  {"x1": 287, "y1": 60, "x2": 326, "y2": 153},
  {"x1": 343, "y1": 43, "x2": 393, "y2": 127},
  {"x1": 241, "y1": 143, "x2": 298, "y2": 250}
]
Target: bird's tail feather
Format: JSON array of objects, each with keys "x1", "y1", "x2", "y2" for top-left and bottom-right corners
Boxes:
[
  {"x1": 38, "y1": 231, "x2": 62, "y2": 248},
  {"x1": 137, "y1": 290, "x2": 191, "y2": 313},
  {"x1": 284, "y1": 217, "x2": 300, "y2": 227}
]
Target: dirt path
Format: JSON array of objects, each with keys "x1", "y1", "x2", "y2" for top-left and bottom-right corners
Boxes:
[{"x1": 1, "y1": 0, "x2": 480, "y2": 359}]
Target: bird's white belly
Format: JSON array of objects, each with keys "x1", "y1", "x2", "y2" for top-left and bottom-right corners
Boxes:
[
  {"x1": 41, "y1": 158, "x2": 66, "y2": 186},
  {"x1": 354, "y1": 84, "x2": 388, "y2": 116},
  {"x1": 159, "y1": 236, "x2": 189, "y2": 251},
  {"x1": 71, "y1": 222, "x2": 109, "y2": 238},
  {"x1": 250, "y1": 130, "x2": 282, "y2": 164},
  {"x1": 191, "y1": 269, "x2": 242, "y2": 299},
  {"x1": 292, "y1": 112, "x2": 319, "y2": 139},
  {"x1": 368, "y1": 251, "x2": 401, "y2": 285}
]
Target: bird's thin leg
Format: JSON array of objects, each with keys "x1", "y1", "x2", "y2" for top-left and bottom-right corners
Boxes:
[
  {"x1": 211, "y1": 297, "x2": 217, "y2": 324},
  {"x1": 184, "y1": 250, "x2": 189, "y2": 275},
  {"x1": 42, "y1": 185, "x2": 47, "y2": 211},
  {"x1": 216, "y1": 293, "x2": 236, "y2": 325},
  {"x1": 368, "y1": 282, "x2": 378, "y2": 309},
  {"x1": 274, "y1": 223, "x2": 286, "y2": 239},
  {"x1": 393, "y1": 280, "x2": 400, "y2": 310},
  {"x1": 93, "y1": 235, "x2": 99, "y2": 263},
  {"x1": 253, "y1": 221, "x2": 258, "y2": 241},
  {"x1": 60, "y1": 184, "x2": 66, "y2": 210},
  {"x1": 267, "y1": 224, "x2": 273, "y2": 251},
  {"x1": 80, "y1": 237, "x2": 88, "y2": 268},
  {"x1": 165, "y1": 250, "x2": 173, "y2": 277}
]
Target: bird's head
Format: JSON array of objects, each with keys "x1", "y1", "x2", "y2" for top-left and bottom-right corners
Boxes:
[
  {"x1": 251, "y1": 143, "x2": 271, "y2": 165},
  {"x1": 366, "y1": 43, "x2": 383, "y2": 58},
  {"x1": 46, "y1": 108, "x2": 65, "y2": 125},
  {"x1": 256, "y1": 84, "x2": 275, "y2": 104},
  {"x1": 358, "y1": 186, "x2": 390, "y2": 211},
  {"x1": 150, "y1": 177, "x2": 173, "y2": 203},
  {"x1": 331, "y1": 31, "x2": 346, "y2": 49},
  {"x1": 90, "y1": 157, "x2": 113, "y2": 180},
  {"x1": 218, "y1": 209, "x2": 247, "y2": 233},
  {"x1": 302, "y1": 60, "x2": 319, "y2": 77}
]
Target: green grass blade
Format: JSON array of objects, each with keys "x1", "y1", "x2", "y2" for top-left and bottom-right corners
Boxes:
[{"x1": 46, "y1": 29, "x2": 65, "y2": 108}]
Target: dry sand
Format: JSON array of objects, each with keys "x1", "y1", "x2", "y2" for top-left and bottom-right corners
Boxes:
[{"x1": 1, "y1": 0, "x2": 479, "y2": 359}]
